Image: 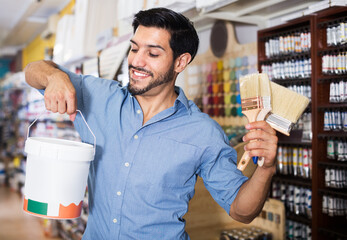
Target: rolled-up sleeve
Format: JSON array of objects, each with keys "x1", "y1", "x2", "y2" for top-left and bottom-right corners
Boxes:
[{"x1": 198, "y1": 125, "x2": 248, "y2": 213}]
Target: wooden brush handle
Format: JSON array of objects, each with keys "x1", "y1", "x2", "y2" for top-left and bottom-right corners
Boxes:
[
  {"x1": 237, "y1": 149, "x2": 252, "y2": 171},
  {"x1": 238, "y1": 108, "x2": 261, "y2": 171},
  {"x1": 256, "y1": 109, "x2": 271, "y2": 167},
  {"x1": 258, "y1": 157, "x2": 264, "y2": 167},
  {"x1": 237, "y1": 137, "x2": 258, "y2": 171}
]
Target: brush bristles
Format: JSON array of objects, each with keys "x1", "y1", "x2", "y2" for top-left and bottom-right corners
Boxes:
[
  {"x1": 239, "y1": 74, "x2": 259, "y2": 99},
  {"x1": 259, "y1": 73, "x2": 271, "y2": 98},
  {"x1": 270, "y1": 82, "x2": 310, "y2": 123}
]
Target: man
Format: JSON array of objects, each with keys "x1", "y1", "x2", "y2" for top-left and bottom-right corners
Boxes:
[{"x1": 25, "y1": 7, "x2": 277, "y2": 240}]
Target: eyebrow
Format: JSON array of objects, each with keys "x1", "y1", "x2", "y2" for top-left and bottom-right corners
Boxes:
[{"x1": 130, "y1": 39, "x2": 165, "y2": 51}]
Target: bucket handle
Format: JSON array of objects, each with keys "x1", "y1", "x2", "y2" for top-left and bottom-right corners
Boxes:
[{"x1": 27, "y1": 110, "x2": 96, "y2": 153}]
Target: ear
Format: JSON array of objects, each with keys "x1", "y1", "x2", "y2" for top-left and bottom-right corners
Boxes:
[{"x1": 174, "y1": 53, "x2": 192, "y2": 73}]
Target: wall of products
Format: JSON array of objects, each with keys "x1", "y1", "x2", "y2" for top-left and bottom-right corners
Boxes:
[{"x1": 258, "y1": 6, "x2": 347, "y2": 240}]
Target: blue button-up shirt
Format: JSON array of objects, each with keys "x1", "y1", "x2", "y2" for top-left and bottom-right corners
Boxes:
[{"x1": 46, "y1": 66, "x2": 247, "y2": 239}]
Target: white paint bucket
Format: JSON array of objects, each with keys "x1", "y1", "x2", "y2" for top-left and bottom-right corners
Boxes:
[{"x1": 23, "y1": 110, "x2": 95, "y2": 219}]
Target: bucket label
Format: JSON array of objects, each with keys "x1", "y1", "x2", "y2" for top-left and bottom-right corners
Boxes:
[
  {"x1": 23, "y1": 197, "x2": 83, "y2": 219},
  {"x1": 27, "y1": 199, "x2": 48, "y2": 215}
]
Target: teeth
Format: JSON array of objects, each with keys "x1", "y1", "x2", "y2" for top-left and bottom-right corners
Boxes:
[{"x1": 134, "y1": 71, "x2": 147, "y2": 77}]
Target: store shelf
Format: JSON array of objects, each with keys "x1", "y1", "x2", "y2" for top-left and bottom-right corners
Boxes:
[
  {"x1": 258, "y1": 52, "x2": 311, "y2": 63},
  {"x1": 317, "y1": 74, "x2": 347, "y2": 83},
  {"x1": 258, "y1": 25, "x2": 310, "y2": 41},
  {"x1": 272, "y1": 174, "x2": 312, "y2": 188},
  {"x1": 317, "y1": 103, "x2": 347, "y2": 109},
  {"x1": 271, "y1": 77, "x2": 311, "y2": 85},
  {"x1": 286, "y1": 212, "x2": 312, "y2": 226},
  {"x1": 318, "y1": 161, "x2": 347, "y2": 168},
  {"x1": 318, "y1": 44, "x2": 347, "y2": 55},
  {"x1": 318, "y1": 227, "x2": 347, "y2": 239},
  {"x1": 276, "y1": 140, "x2": 312, "y2": 146},
  {"x1": 277, "y1": 130, "x2": 312, "y2": 146},
  {"x1": 318, "y1": 131, "x2": 347, "y2": 138},
  {"x1": 318, "y1": 188, "x2": 347, "y2": 198},
  {"x1": 317, "y1": 14, "x2": 347, "y2": 28}
]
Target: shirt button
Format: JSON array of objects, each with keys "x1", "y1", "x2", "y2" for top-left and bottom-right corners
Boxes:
[
  {"x1": 113, "y1": 218, "x2": 117, "y2": 223},
  {"x1": 137, "y1": 110, "x2": 141, "y2": 114},
  {"x1": 134, "y1": 135, "x2": 138, "y2": 139},
  {"x1": 124, "y1": 162, "x2": 130, "y2": 167},
  {"x1": 117, "y1": 191, "x2": 121, "y2": 196}
]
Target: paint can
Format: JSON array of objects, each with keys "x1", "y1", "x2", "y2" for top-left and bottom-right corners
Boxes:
[{"x1": 23, "y1": 110, "x2": 95, "y2": 219}]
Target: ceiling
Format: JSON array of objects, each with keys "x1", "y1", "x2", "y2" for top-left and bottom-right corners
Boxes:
[
  {"x1": 0, "y1": 0, "x2": 69, "y2": 57},
  {"x1": 0, "y1": 0, "x2": 327, "y2": 59},
  {"x1": 189, "y1": 0, "x2": 324, "y2": 30}
]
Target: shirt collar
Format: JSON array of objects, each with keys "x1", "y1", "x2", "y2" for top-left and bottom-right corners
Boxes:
[{"x1": 174, "y1": 86, "x2": 191, "y2": 114}]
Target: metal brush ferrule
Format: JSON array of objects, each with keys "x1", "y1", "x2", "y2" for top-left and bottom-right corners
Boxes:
[
  {"x1": 241, "y1": 97, "x2": 261, "y2": 111},
  {"x1": 261, "y1": 96, "x2": 271, "y2": 108},
  {"x1": 266, "y1": 113, "x2": 294, "y2": 135}
]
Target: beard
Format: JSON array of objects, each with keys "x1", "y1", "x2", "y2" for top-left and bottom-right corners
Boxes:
[{"x1": 127, "y1": 64, "x2": 175, "y2": 96}]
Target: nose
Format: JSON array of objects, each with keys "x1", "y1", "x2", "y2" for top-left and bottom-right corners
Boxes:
[{"x1": 129, "y1": 50, "x2": 146, "y2": 68}]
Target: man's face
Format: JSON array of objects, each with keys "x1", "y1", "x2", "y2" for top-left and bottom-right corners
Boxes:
[{"x1": 127, "y1": 25, "x2": 176, "y2": 96}]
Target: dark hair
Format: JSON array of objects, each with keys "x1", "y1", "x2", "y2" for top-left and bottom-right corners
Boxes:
[{"x1": 132, "y1": 8, "x2": 199, "y2": 63}]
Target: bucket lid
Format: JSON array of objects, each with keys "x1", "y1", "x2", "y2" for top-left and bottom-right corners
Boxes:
[{"x1": 25, "y1": 137, "x2": 94, "y2": 162}]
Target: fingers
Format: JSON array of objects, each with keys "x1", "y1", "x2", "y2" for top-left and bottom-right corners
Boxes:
[
  {"x1": 42, "y1": 69, "x2": 77, "y2": 120},
  {"x1": 243, "y1": 140, "x2": 277, "y2": 160},
  {"x1": 58, "y1": 101, "x2": 66, "y2": 114},
  {"x1": 44, "y1": 94, "x2": 51, "y2": 111},
  {"x1": 66, "y1": 92, "x2": 77, "y2": 115},
  {"x1": 244, "y1": 121, "x2": 277, "y2": 142},
  {"x1": 244, "y1": 142, "x2": 277, "y2": 156},
  {"x1": 243, "y1": 129, "x2": 278, "y2": 144},
  {"x1": 245, "y1": 121, "x2": 276, "y2": 135},
  {"x1": 243, "y1": 142, "x2": 277, "y2": 168},
  {"x1": 44, "y1": 92, "x2": 64, "y2": 113},
  {"x1": 44, "y1": 89, "x2": 77, "y2": 118},
  {"x1": 243, "y1": 121, "x2": 278, "y2": 168}
]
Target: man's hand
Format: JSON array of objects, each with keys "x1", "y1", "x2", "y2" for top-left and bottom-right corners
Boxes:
[
  {"x1": 242, "y1": 121, "x2": 278, "y2": 169},
  {"x1": 25, "y1": 60, "x2": 78, "y2": 121},
  {"x1": 44, "y1": 70, "x2": 77, "y2": 121}
]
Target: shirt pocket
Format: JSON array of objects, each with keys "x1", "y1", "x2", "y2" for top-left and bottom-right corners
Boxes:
[{"x1": 131, "y1": 136, "x2": 200, "y2": 188}]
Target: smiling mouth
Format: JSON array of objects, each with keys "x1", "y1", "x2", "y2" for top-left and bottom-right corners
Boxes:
[
  {"x1": 129, "y1": 65, "x2": 153, "y2": 80},
  {"x1": 132, "y1": 69, "x2": 149, "y2": 78}
]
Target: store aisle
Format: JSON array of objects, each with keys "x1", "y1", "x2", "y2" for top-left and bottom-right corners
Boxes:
[{"x1": 0, "y1": 186, "x2": 61, "y2": 240}]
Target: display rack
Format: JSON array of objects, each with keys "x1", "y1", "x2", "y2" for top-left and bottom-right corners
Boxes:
[
  {"x1": 258, "y1": 6, "x2": 347, "y2": 240},
  {"x1": 314, "y1": 6, "x2": 347, "y2": 240},
  {"x1": 258, "y1": 14, "x2": 315, "y2": 240}
]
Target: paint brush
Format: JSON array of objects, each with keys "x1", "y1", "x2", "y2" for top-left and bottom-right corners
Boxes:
[
  {"x1": 237, "y1": 78, "x2": 309, "y2": 171},
  {"x1": 237, "y1": 74, "x2": 262, "y2": 171},
  {"x1": 237, "y1": 73, "x2": 272, "y2": 170},
  {"x1": 266, "y1": 82, "x2": 310, "y2": 136}
]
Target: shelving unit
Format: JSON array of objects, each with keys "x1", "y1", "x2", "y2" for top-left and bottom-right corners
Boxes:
[
  {"x1": 258, "y1": 14, "x2": 315, "y2": 240},
  {"x1": 314, "y1": 6, "x2": 347, "y2": 240},
  {"x1": 258, "y1": 6, "x2": 347, "y2": 240}
]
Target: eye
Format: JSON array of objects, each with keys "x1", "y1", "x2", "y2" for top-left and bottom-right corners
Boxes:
[
  {"x1": 130, "y1": 48, "x2": 138, "y2": 53},
  {"x1": 149, "y1": 53, "x2": 159, "y2": 57}
]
